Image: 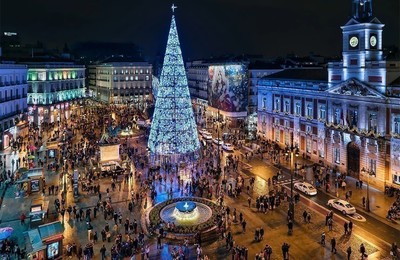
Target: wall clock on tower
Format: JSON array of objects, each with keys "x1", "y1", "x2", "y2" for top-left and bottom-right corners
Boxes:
[
  {"x1": 370, "y1": 35, "x2": 377, "y2": 48},
  {"x1": 349, "y1": 36, "x2": 359, "y2": 48}
]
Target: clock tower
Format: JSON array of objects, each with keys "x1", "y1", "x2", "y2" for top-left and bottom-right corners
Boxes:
[{"x1": 329, "y1": 0, "x2": 386, "y2": 93}]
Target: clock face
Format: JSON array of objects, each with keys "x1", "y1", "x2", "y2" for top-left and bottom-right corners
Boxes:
[
  {"x1": 349, "y1": 36, "x2": 359, "y2": 48},
  {"x1": 370, "y1": 35, "x2": 377, "y2": 47}
]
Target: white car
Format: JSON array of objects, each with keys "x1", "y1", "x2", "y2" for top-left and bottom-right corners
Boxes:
[
  {"x1": 202, "y1": 132, "x2": 213, "y2": 140},
  {"x1": 294, "y1": 182, "x2": 317, "y2": 196},
  {"x1": 222, "y1": 143, "x2": 234, "y2": 151},
  {"x1": 213, "y1": 138, "x2": 224, "y2": 145},
  {"x1": 327, "y1": 199, "x2": 356, "y2": 215}
]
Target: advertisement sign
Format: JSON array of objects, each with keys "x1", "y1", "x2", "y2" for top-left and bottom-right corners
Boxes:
[
  {"x1": 31, "y1": 179, "x2": 40, "y2": 192},
  {"x1": 47, "y1": 241, "x2": 59, "y2": 259},
  {"x1": 99, "y1": 144, "x2": 120, "y2": 162},
  {"x1": 207, "y1": 65, "x2": 248, "y2": 112}
]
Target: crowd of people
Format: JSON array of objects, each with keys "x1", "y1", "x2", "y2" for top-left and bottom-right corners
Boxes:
[{"x1": 0, "y1": 101, "x2": 399, "y2": 260}]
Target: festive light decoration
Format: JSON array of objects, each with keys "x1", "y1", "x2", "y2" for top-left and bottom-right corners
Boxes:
[{"x1": 148, "y1": 13, "x2": 200, "y2": 163}]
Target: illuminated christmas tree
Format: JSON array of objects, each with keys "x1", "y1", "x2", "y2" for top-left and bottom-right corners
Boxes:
[{"x1": 148, "y1": 7, "x2": 200, "y2": 164}]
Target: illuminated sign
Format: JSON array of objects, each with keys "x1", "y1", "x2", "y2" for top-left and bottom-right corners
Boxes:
[{"x1": 207, "y1": 65, "x2": 248, "y2": 112}]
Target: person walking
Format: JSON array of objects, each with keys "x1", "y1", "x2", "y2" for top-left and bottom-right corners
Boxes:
[
  {"x1": 100, "y1": 245, "x2": 107, "y2": 260},
  {"x1": 281, "y1": 243, "x2": 290, "y2": 260},
  {"x1": 360, "y1": 243, "x2": 367, "y2": 259},
  {"x1": 328, "y1": 218, "x2": 333, "y2": 231},
  {"x1": 331, "y1": 237, "x2": 337, "y2": 254},
  {"x1": 344, "y1": 221, "x2": 349, "y2": 235},
  {"x1": 320, "y1": 232, "x2": 326, "y2": 246},
  {"x1": 242, "y1": 219, "x2": 247, "y2": 233},
  {"x1": 247, "y1": 197, "x2": 251, "y2": 208},
  {"x1": 346, "y1": 246, "x2": 352, "y2": 260}
]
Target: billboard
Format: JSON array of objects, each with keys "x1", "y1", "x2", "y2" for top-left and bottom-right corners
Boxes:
[
  {"x1": 208, "y1": 65, "x2": 248, "y2": 112},
  {"x1": 99, "y1": 144, "x2": 120, "y2": 162}
]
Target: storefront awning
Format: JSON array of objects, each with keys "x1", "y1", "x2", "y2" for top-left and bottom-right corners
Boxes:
[
  {"x1": 28, "y1": 168, "x2": 44, "y2": 178},
  {"x1": 38, "y1": 221, "x2": 63, "y2": 241},
  {"x1": 26, "y1": 229, "x2": 46, "y2": 254}
]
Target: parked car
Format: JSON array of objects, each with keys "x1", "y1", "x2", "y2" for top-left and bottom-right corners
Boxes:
[
  {"x1": 202, "y1": 132, "x2": 213, "y2": 140},
  {"x1": 213, "y1": 138, "x2": 224, "y2": 145},
  {"x1": 327, "y1": 199, "x2": 356, "y2": 215},
  {"x1": 222, "y1": 143, "x2": 234, "y2": 151},
  {"x1": 294, "y1": 182, "x2": 317, "y2": 196}
]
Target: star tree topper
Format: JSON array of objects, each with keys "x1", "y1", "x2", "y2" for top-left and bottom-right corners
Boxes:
[{"x1": 171, "y1": 4, "x2": 177, "y2": 13}]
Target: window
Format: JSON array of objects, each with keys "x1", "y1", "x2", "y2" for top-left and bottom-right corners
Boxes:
[
  {"x1": 135, "y1": 76, "x2": 139, "y2": 81},
  {"x1": 284, "y1": 100, "x2": 290, "y2": 113},
  {"x1": 295, "y1": 102, "x2": 301, "y2": 115},
  {"x1": 262, "y1": 98, "x2": 266, "y2": 109},
  {"x1": 319, "y1": 147, "x2": 325, "y2": 158},
  {"x1": 334, "y1": 108, "x2": 341, "y2": 124},
  {"x1": 306, "y1": 139, "x2": 312, "y2": 153},
  {"x1": 369, "y1": 113, "x2": 377, "y2": 132},
  {"x1": 262, "y1": 116, "x2": 266, "y2": 124},
  {"x1": 334, "y1": 148, "x2": 340, "y2": 163},
  {"x1": 285, "y1": 132, "x2": 290, "y2": 145},
  {"x1": 319, "y1": 105, "x2": 326, "y2": 120},
  {"x1": 145, "y1": 75, "x2": 150, "y2": 81},
  {"x1": 348, "y1": 110, "x2": 358, "y2": 128},
  {"x1": 307, "y1": 104, "x2": 313, "y2": 117},
  {"x1": 284, "y1": 120, "x2": 290, "y2": 128},
  {"x1": 394, "y1": 117, "x2": 400, "y2": 134},
  {"x1": 274, "y1": 118, "x2": 279, "y2": 125},
  {"x1": 369, "y1": 159, "x2": 376, "y2": 175},
  {"x1": 306, "y1": 125, "x2": 312, "y2": 134},
  {"x1": 274, "y1": 99, "x2": 280, "y2": 111},
  {"x1": 393, "y1": 173, "x2": 400, "y2": 185},
  {"x1": 275, "y1": 128, "x2": 280, "y2": 142}
]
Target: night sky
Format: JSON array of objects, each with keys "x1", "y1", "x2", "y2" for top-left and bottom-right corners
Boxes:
[{"x1": 1, "y1": 0, "x2": 399, "y2": 60}]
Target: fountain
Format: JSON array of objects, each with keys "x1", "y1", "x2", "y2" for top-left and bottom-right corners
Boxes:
[
  {"x1": 159, "y1": 199, "x2": 213, "y2": 226},
  {"x1": 172, "y1": 201, "x2": 199, "y2": 221}
]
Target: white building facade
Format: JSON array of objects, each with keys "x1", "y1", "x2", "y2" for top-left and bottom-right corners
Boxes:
[
  {"x1": 257, "y1": 0, "x2": 400, "y2": 191},
  {"x1": 0, "y1": 63, "x2": 28, "y2": 149},
  {"x1": 27, "y1": 62, "x2": 86, "y2": 126},
  {"x1": 89, "y1": 62, "x2": 153, "y2": 110}
]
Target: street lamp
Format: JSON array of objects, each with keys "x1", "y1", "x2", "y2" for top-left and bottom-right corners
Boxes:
[
  {"x1": 361, "y1": 167, "x2": 375, "y2": 212},
  {"x1": 217, "y1": 108, "x2": 221, "y2": 176},
  {"x1": 285, "y1": 145, "x2": 299, "y2": 220}
]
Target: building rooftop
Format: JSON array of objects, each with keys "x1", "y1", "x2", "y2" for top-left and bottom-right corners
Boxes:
[
  {"x1": 261, "y1": 68, "x2": 328, "y2": 82},
  {"x1": 101, "y1": 56, "x2": 146, "y2": 64},
  {"x1": 248, "y1": 61, "x2": 282, "y2": 70}
]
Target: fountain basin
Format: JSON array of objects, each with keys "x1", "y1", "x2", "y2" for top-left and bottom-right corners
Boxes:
[{"x1": 160, "y1": 200, "x2": 212, "y2": 226}]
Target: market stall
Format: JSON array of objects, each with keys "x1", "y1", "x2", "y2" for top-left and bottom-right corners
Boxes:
[
  {"x1": 25, "y1": 221, "x2": 63, "y2": 260},
  {"x1": 30, "y1": 197, "x2": 49, "y2": 223},
  {"x1": 15, "y1": 168, "x2": 44, "y2": 197}
]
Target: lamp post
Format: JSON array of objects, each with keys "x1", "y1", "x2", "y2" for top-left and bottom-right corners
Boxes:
[
  {"x1": 285, "y1": 145, "x2": 299, "y2": 220},
  {"x1": 361, "y1": 167, "x2": 375, "y2": 212},
  {"x1": 217, "y1": 108, "x2": 221, "y2": 177}
]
